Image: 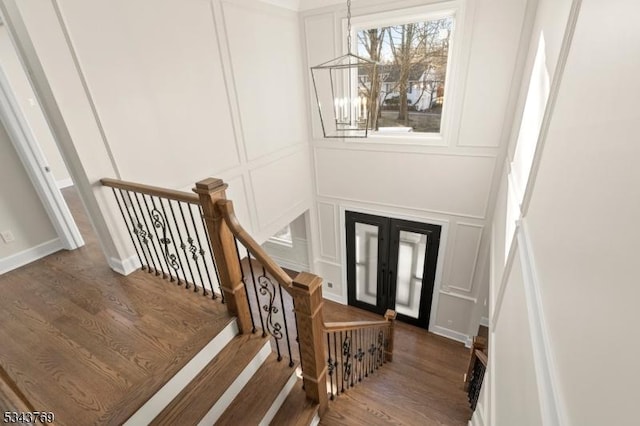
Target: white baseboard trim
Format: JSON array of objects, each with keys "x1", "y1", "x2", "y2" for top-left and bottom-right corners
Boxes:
[
  {"x1": 430, "y1": 325, "x2": 471, "y2": 347},
  {"x1": 469, "y1": 402, "x2": 486, "y2": 426},
  {"x1": 322, "y1": 292, "x2": 345, "y2": 305},
  {"x1": 0, "y1": 238, "x2": 63, "y2": 275},
  {"x1": 108, "y1": 255, "x2": 141, "y2": 276},
  {"x1": 259, "y1": 368, "x2": 299, "y2": 426},
  {"x1": 56, "y1": 178, "x2": 74, "y2": 189},
  {"x1": 480, "y1": 316, "x2": 490, "y2": 327}
]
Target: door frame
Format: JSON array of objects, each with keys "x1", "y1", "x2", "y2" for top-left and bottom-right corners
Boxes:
[
  {"x1": 0, "y1": 65, "x2": 83, "y2": 250},
  {"x1": 339, "y1": 203, "x2": 449, "y2": 332}
]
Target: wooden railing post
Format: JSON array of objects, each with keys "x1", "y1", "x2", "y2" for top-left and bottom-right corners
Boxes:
[
  {"x1": 194, "y1": 178, "x2": 252, "y2": 334},
  {"x1": 384, "y1": 309, "x2": 397, "y2": 362},
  {"x1": 291, "y1": 272, "x2": 328, "y2": 416}
]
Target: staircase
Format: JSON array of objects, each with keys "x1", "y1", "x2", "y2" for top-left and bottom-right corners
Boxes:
[{"x1": 124, "y1": 318, "x2": 319, "y2": 425}]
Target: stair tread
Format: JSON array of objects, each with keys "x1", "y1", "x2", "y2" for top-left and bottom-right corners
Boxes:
[
  {"x1": 270, "y1": 380, "x2": 318, "y2": 426},
  {"x1": 216, "y1": 354, "x2": 299, "y2": 425},
  {"x1": 150, "y1": 332, "x2": 268, "y2": 425}
]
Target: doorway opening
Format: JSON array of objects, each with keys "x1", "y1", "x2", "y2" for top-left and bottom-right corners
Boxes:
[{"x1": 345, "y1": 211, "x2": 441, "y2": 329}]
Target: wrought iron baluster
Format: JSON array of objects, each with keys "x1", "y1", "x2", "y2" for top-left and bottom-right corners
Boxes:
[
  {"x1": 358, "y1": 329, "x2": 364, "y2": 382},
  {"x1": 246, "y1": 250, "x2": 267, "y2": 337},
  {"x1": 167, "y1": 199, "x2": 196, "y2": 288},
  {"x1": 277, "y1": 281, "x2": 294, "y2": 367},
  {"x1": 150, "y1": 196, "x2": 178, "y2": 282},
  {"x1": 340, "y1": 331, "x2": 346, "y2": 392},
  {"x1": 342, "y1": 332, "x2": 352, "y2": 391},
  {"x1": 333, "y1": 332, "x2": 339, "y2": 395},
  {"x1": 200, "y1": 205, "x2": 223, "y2": 302},
  {"x1": 259, "y1": 266, "x2": 282, "y2": 361},
  {"x1": 112, "y1": 188, "x2": 145, "y2": 270},
  {"x1": 188, "y1": 204, "x2": 214, "y2": 297},
  {"x1": 130, "y1": 192, "x2": 161, "y2": 275},
  {"x1": 234, "y1": 239, "x2": 256, "y2": 333},
  {"x1": 350, "y1": 330, "x2": 355, "y2": 387},
  {"x1": 158, "y1": 197, "x2": 188, "y2": 285},
  {"x1": 293, "y1": 298, "x2": 303, "y2": 388},
  {"x1": 178, "y1": 201, "x2": 205, "y2": 292},
  {"x1": 327, "y1": 333, "x2": 335, "y2": 401},
  {"x1": 377, "y1": 329, "x2": 384, "y2": 368},
  {"x1": 141, "y1": 194, "x2": 169, "y2": 279},
  {"x1": 369, "y1": 328, "x2": 376, "y2": 375}
]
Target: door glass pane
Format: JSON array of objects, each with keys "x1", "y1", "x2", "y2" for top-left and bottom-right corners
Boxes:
[
  {"x1": 355, "y1": 223, "x2": 378, "y2": 305},
  {"x1": 395, "y1": 231, "x2": 428, "y2": 319}
]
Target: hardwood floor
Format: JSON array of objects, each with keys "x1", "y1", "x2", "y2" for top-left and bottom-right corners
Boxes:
[
  {"x1": 320, "y1": 302, "x2": 472, "y2": 425},
  {"x1": 0, "y1": 187, "x2": 232, "y2": 425}
]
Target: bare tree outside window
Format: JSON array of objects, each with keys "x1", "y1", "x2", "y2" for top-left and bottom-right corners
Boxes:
[{"x1": 357, "y1": 16, "x2": 453, "y2": 133}]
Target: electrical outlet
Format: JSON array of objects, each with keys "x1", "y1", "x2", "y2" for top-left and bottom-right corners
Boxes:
[
  {"x1": 327, "y1": 282, "x2": 333, "y2": 288},
  {"x1": 1, "y1": 230, "x2": 15, "y2": 243}
]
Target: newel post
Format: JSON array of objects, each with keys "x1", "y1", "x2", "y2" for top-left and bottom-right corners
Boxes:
[
  {"x1": 384, "y1": 309, "x2": 397, "y2": 362},
  {"x1": 194, "y1": 178, "x2": 252, "y2": 334},
  {"x1": 292, "y1": 272, "x2": 328, "y2": 416}
]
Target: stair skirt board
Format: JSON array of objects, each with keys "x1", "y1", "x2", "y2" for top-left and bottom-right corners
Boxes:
[
  {"x1": 259, "y1": 368, "x2": 299, "y2": 426},
  {"x1": 197, "y1": 341, "x2": 272, "y2": 426},
  {"x1": 124, "y1": 319, "x2": 239, "y2": 425},
  {"x1": 310, "y1": 412, "x2": 321, "y2": 426}
]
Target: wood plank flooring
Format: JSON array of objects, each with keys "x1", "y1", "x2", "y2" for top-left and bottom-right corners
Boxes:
[{"x1": 0, "y1": 187, "x2": 232, "y2": 425}]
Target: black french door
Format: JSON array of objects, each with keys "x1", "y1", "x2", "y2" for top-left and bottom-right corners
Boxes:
[{"x1": 346, "y1": 211, "x2": 441, "y2": 328}]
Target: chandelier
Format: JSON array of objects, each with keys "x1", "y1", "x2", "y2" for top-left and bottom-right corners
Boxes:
[{"x1": 310, "y1": 0, "x2": 379, "y2": 138}]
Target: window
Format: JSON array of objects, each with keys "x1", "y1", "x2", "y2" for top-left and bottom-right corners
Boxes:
[{"x1": 353, "y1": 5, "x2": 457, "y2": 137}]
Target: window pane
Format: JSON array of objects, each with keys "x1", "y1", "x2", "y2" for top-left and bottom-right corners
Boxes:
[
  {"x1": 394, "y1": 231, "x2": 428, "y2": 319},
  {"x1": 355, "y1": 223, "x2": 378, "y2": 305},
  {"x1": 357, "y1": 16, "x2": 454, "y2": 133}
]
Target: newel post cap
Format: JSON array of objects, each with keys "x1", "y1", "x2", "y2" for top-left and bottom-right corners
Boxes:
[{"x1": 193, "y1": 178, "x2": 228, "y2": 195}]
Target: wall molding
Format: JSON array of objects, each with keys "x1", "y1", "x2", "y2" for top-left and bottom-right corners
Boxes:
[
  {"x1": 108, "y1": 254, "x2": 141, "y2": 276},
  {"x1": 447, "y1": 222, "x2": 484, "y2": 293},
  {"x1": 316, "y1": 201, "x2": 338, "y2": 260},
  {"x1": 0, "y1": 238, "x2": 63, "y2": 274},
  {"x1": 431, "y1": 325, "x2": 470, "y2": 347},
  {"x1": 56, "y1": 177, "x2": 74, "y2": 189},
  {"x1": 518, "y1": 219, "x2": 565, "y2": 426},
  {"x1": 439, "y1": 288, "x2": 477, "y2": 303}
]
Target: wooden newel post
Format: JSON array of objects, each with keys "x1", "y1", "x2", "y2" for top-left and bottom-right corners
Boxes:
[
  {"x1": 384, "y1": 309, "x2": 397, "y2": 362},
  {"x1": 292, "y1": 272, "x2": 328, "y2": 416},
  {"x1": 194, "y1": 178, "x2": 253, "y2": 334}
]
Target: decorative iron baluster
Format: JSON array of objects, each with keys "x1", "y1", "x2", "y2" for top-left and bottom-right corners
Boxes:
[
  {"x1": 258, "y1": 270, "x2": 283, "y2": 361},
  {"x1": 277, "y1": 281, "x2": 294, "y2": 367},
  {"x1": 327, "y1": 333, "x2": 335, "y2": 400},
  {"x1": 178, "y1": 202, "x2": 205, "y2": 292},
  {"x1": 141, "y1": 194, "x2": 169, "y2": 279},
  {"x1": 333, "y1": 332, "x2": 339, "y2": 395},
  {"x1": 357, "y1": 330, "x2": 364, "y2": 382},
  {"x1": 246, "y1": 250, "x2": 267, "y2": 337},
  {"x1": 149, "y1": 197, "x2": 181, "y2": 282},
  {"x1": 168, "y1": 199, "x2": 196, "y2": 287},
  {"x1": 129, "y1": 191, "x2": 160, "y2": 275},
  {"x1": 112, "y1": 188, "x2": 146, "y2": 271},
  {"x1": 234, "y1": 239, "x2": 256, "y2": 333},
  {"x1": 188, "y1": 204, "x2": 215, "y2": 297},
  {"x1": 378, "y1": 328, "x2": 384, "y2": 367},
  {"x1": 158, "y1": 197, "x2": 188, "y2": 285},
  {"x1": 342, "y1": 332, "x2": 352, "y2": 391},
  {"x1": 368, "y1": 328, "x2": 376, "y2": 375}
]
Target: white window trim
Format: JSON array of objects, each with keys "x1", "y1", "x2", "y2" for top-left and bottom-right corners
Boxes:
[{"x1": 344, "y1": 0, "x2": 468, "y2": 147}]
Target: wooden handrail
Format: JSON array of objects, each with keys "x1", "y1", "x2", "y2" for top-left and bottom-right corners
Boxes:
[
  {"x1": 215, "y1": 199, "x2": 294, "y2": 289},
  {"x1": 323, "y1": 320, "x2": 390, "y2": 332},
  {"x1": 101, "y1": 177, "x2": 199, "y2": 204},
  {"x1": 475, "y1": 349, "x2": 488, "y2": 367}
]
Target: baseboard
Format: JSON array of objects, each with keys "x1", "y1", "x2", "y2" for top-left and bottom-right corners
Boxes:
[
  {"x1": 322, "y1": 291, "x2": 345, "y2": 305},
  {"x1": 480, "y1": 316, "x2": 490, "y2": 327},
  {"x1": 56, "y1": 178, "x2": 74, "y2": 189},
  {"x1": 431, "y1": 325, "x2": 471, "y2": 347},
  {"x1": 0, "y1": 238, "x2": 63, "y2": 275},
  {"x1": 108, "y1": 255, "x2": 141, "y2": 276},
  {"x1": 469, "y1": 402, "x2": 485, "y2": 426}
]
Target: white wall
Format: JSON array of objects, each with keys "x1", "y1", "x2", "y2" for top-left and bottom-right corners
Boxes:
[
  {"x1": 0, "y1": 26, "x2": 71, "y2": 187},
  {"x1": 481, "y1": 0, "x2": 640, "y2": 425},
  {"x1": 302, "y1": 0, "x2": 529, "y2": 342},
  {"x1": 0, "y1": 118, "x2": 60, "y2": 271},
  {"x1": 2, "y1": 0, "x2": 313, "y2": 272}
]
